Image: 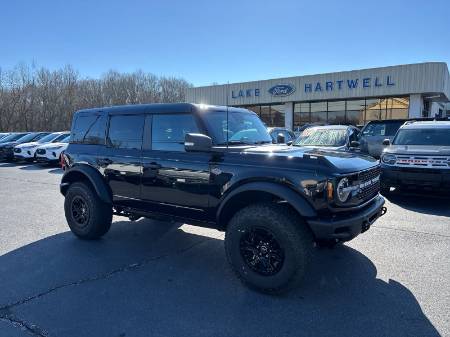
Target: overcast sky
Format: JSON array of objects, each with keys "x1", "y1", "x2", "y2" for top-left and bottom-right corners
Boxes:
[{"x1": 1, "y1": 0, "x2": 449, "y2": 86}]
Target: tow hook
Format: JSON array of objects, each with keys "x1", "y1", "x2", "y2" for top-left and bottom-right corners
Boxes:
[{"x1": 381, "y1": 206, "x2": 387, "y2": 216}]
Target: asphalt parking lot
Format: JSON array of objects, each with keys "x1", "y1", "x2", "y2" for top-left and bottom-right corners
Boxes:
[{"x1": 0, "y1": 162, "x2": 449, "y2": 337}]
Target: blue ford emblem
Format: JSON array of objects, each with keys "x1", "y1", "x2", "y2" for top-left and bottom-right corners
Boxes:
[{"x1": 268, "y1": 84, "x2": 296, "y2": 97}]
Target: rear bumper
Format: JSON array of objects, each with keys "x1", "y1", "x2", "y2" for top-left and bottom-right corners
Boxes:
[
  {"x1": 307, "y1": 195, "x2": 386, "y2": 241},
  {"x1": 381, "y1": 165, "x2": 450, "y2": 189}
]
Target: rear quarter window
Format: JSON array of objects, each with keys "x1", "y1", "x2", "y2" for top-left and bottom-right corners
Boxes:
[{"x1": 71, "y1": 114, "x2": 107, "y2": 145}]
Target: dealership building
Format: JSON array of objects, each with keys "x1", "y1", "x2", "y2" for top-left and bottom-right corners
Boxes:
[{"x1": 186, "y1": 62, "x2": 450, "y2": 130}]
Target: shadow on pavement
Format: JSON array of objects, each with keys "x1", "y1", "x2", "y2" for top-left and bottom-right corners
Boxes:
[
  {"x1": 0, "y1": 219, "x2": 440, "y2": 337},
  {"x1": 0, "y1": 162, "x2": 23, "y2": 167},
  {"x1": 47, "y1": 168, "x2": 63, "y2": 174},
  {"x1": 384, "y1": 189, "x2": 450, "y2": 216},
  {"x1": 19, "y1": 164, "x2": 48, "y2": 171}
]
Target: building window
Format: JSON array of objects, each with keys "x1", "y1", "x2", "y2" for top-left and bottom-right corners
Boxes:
[
  {"x1": 327, "y1": 100, "x2": 346, "y2": 124},
  {"x1": 294, "y1": 103, "x2": 310, "y2": 129},
  {"x1": 310, "y1": 102, "x2": 327, "y2": 123},
  {"x1": 294, "y1": 96, "x2": 409, "y2": 128},
  {"x1": 271, "y1": 105, "x2": 285, "y2": 127},
  {"x1": 346, "y1": 99, "x2": 366, "y2": 125},
  {"x1": 234, "y1": 104, "x2": 285, "y2": 127}
]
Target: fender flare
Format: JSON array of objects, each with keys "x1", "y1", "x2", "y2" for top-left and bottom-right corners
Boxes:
[
  {"x1": 60, "y1": 165, "x2": 112, "y2": 204},
  {"x1": 216, "y1": 181, "x2": 317, "y2": 225}
]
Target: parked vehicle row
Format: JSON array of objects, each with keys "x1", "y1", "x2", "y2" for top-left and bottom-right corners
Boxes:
[{"x1": 0, "y1": 131, "x2": 69, "y2": 164}]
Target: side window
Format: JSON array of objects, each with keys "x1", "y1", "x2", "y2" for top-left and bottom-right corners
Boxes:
[
  {"x1": 72, "y1": 114, "x2": 106, "y2": 145},
  {"x1": 107, "y1": 115, "x2": 145, "y2": 150},
  {"x1": 152, "y1": 114, "x2": 199, "y2": 151},
  {"x1": 349, "y1": 129, "x2": 359, "y2": 143}
]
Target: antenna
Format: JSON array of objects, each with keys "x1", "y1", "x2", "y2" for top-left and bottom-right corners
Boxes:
[{"x1": 226, "y1": 82, "x2": 229, "y2": 149}]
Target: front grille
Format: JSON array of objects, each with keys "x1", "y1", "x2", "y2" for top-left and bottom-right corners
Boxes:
[
  {"x1": 395, "y1": 155, "x2": 450, "y2": 169},
  {"x1": 14, "y1": 148, "x2": 21, "y2": 153},
  {"x1": 36, "y1": 149, "x2": 46, "y2": 155},
  {"x1": 357, "y1": 166, "x2": 380, "y2": 201}
]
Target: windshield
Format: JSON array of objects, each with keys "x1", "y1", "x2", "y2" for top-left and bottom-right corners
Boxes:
[
  {"x1": 52, "y1": 133, "x2": 69, "y2": 143},
  {"x1": 294, "y1": 128, "x2": 347, "y2": 147},
  {"x1": 0, "y1": 133, "x2": 27, "y2": 143},
  {"x1": 38, "y1": 133, "x2": 59, "y2": 143},
  {"x1": 393, "y1": 128, "x2": 450, "y2": 146},
  {"x1": 17, "y1": 133, "x2": 48, "y2": 143},
  {"x1": 362, "y1": 121, "x2": 404, "y2": 137},
  {"x1": 60, "y1": 135, "x2": 70, "y2": 143},
  {"x1": 203, "y1": 110, "x2": 272, "y2": 145}
]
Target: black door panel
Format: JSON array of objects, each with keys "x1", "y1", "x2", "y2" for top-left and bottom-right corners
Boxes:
[{"x1": 102, "y1": 114, "x2": 145, "y2": 206}]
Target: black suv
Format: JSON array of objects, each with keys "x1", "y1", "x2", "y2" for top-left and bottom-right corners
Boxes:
[{"x1": 61, "y1": 103, "x2": 386, "y2": 293}]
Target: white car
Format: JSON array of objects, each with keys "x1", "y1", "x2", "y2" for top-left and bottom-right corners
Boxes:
[
  {"x1": 35, "y1": 135, "x2": 70, "y2": 164},
  {"x1": 13, "y1": 132, "x2": 69, "y2": 162}
]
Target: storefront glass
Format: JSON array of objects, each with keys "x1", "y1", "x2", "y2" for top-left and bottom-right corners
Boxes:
[
  {"x1": 294, "y1": 96, "x2": 409, "y2": 128},
  {"x1": 238, "y1": 97, "x2": 408, "y2": 128},
  {"x1": 346, "y1": 99, "x2": 366, "y2": 125},
  {"x1": 310, "y1": 102, "x2": 327, "y2": 123},
  {"x1": 327, "y1": 101, "x2": 346, "y2": 124},
  {"x1": 236, "y1": 104, "x2": 285, "y2": 127}
]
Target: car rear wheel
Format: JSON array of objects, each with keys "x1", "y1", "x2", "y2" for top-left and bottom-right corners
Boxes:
[
  {"x1": 64, "y1": 182, "x2": 112, "y2": 239},
  {"x1": 225, "y1": 203, "x2": 313, "y2": 294}
]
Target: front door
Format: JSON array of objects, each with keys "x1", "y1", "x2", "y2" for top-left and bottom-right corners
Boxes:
[{"x1": 140, "y1": 113, "x2": 212, "y2": 221}]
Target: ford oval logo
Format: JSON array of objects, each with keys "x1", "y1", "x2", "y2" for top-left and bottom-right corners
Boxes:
[{"x1": 268, "y1": 84, "x2": 296, "y2": 97}]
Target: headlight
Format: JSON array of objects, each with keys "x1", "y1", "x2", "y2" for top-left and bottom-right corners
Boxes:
[
  {"x1": 336, "y1": 177, "x2": 353, "y2": 202},
  {"x1": 382, "y1": 154, "x2": 397, "y2": 165}
]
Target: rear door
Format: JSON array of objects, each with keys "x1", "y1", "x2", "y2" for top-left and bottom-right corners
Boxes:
[
  {"x1": 100, "y1": 113, "x2": 145, "y2": 206},
  {"x1": 140, "y1": 113, "x2": 212, "y2": 221}
]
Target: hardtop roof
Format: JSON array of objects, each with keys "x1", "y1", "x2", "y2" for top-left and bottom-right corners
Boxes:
[
  {"x1": 75, "y1": 103, "x2": 249, "y2": 115},
  {"x1": 401, "y1": 121, "x2": 450, "y2": 129}
]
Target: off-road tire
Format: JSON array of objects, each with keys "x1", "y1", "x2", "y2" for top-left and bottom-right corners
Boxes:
[
  {"x1": 225, "y1": 203, "x2": 313, "y2": 294},
  {"x1": 64, "y1": 182, "x2": 112, "y2": 240}
]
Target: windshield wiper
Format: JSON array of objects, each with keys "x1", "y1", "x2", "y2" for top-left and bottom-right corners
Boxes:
[
  {"x1": 217, "y1": 140, "x2": 254, "y2": 146},
  {"x1": 253, "y1": 140, "x2": 272, "y2": 145}
]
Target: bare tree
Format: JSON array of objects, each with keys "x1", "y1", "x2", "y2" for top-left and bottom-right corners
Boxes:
[{"x1": 0, "y1": 63, "x2": 192, "y2": 132}]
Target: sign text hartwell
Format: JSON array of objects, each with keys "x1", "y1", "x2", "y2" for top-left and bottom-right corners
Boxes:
[{"x1": 231, "y1": 75, "x2": 395, "y2": 99}]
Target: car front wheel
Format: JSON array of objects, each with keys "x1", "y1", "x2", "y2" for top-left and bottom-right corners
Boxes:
[{"x1": 225, "y1": 203, "x2": 313, "y2": 294}]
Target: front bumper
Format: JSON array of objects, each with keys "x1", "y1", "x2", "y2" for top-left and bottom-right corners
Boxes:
[
  {"x1": 0, "y1": 149, "x2": 14, "y2": 160},
  {"x1": 14, "y1": 152, "x2": 35, "y2": 161},
  {"x1": 381, "y1": 165, "x2": 450, "y2": 189},
  {"x1": 307, "y1": 195, "x2": 386, "y2": 241}
]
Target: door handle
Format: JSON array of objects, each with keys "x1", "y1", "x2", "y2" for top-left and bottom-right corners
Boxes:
[
  {"x1": 98, "y1": 158, "x2": 113, "y2": 166},
  {"x1": 144, "y1": 162, "x2": 161, "y2": 170}
]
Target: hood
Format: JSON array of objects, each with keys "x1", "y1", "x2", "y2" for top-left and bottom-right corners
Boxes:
[
  {"x1": 300, "y1": 144, "x2": 347, "y2": 151},
  {"x1": 0, "y1": 141, "x2": 18, "y2": 148},
  {"x1": 384, "y1": 145, "x2": 450, "y2": 156},
  {"x1": 241, "y1": 144, "x2": 378, "y2": 173},
  {"x1": 15, "y1": 141, "x2": 40, "y2": 149},
  {"x1": 38, "y1": 142, "x2": 68, "y2": 149}
]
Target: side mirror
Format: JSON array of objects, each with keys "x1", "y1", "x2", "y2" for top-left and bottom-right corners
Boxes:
[
  {"x1": 350, "y1": 140, "x2": 360, "y2": 148},
  {"x1": 185, "y1": 133, "x2": 212, "y2": 152},
  {"x1": 276, "y1": 133, "x2": 286, "y2": 144},
  {"x1": 287, "y1": 140, "x2": 293, "y2": 146},
  {"x1": 382, "y1": 139, "x2": 391, "y2": 146}
]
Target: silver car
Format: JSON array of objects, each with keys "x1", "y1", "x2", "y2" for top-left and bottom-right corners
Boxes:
[{"x1": 359, "y1": 120, "x2": 406, "y2": 158}]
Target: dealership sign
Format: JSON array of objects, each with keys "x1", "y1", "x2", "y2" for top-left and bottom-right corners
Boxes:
[
  {"x1": 230, "y1": 75, "x2": 395, "y2": 99},
  {"x1": 304, "y1": 76, "x2": 395, "y2": 93}
]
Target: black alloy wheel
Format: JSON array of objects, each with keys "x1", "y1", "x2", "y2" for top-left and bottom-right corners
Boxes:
[{"x1": 239, "y1": 227, "x2": 285, "y2": 276}]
